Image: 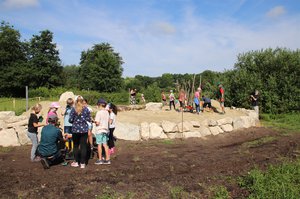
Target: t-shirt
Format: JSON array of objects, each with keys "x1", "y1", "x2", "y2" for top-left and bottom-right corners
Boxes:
[
  {"x1": 64, "y1": 106, "x2": 72, "y2": 127},
  {"x1": 109, "y1": 112, "x2": 116, "y2": 129},
  {"x1": 69, "y1": 107, "x2": 91, "y2": 134},
  {"x1": 169, "y1": 93, "x2": 175, "y2": 101},
  {"x1": 179, "y1": 92, "x2": 185, "y2": 102},
  {"x1": 28, "y1": 113, "x2": 38, "y2": 133},
  {"x1": 251, "y1": 93, "x2": 259, "y2": 106},
  {"x1": 95, "y1": 109, "x2": 109, "y2": 134},
  {"x1": 202, "y1": 97, "x2": 211, "y2": 103},
  {"x1": 194, "y1": 91, "x2": 200, "y2": 98},
  {"x1": 38, "y1": 124, "x2": 63, "y2": 157}
]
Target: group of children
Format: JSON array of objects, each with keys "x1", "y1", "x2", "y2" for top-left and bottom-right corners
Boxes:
[{"x1": 27, "y1": 96, "x2": 118, "y2": 169}]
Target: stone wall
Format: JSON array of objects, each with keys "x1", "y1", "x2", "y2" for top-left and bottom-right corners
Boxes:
[
  {"x1": 0, "y1": 107, "x2": 259, "y2": 146},
  {"x1": 114, "y1": 109, "x2": 259, "y2": 141},
  {"x1": 0, "y1": 111, "x2": 31, "y2": 147}
]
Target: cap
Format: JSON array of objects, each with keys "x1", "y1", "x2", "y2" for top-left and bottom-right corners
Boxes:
[
  {"x1": 50, "y1": 102, "x2": 60, "y2": 108},
  {"x1": 97, "y1": 98, "x2": 106, "y2": 105},
  {"x1": 48, "y1": 114, "x2": 58, "y2": 120}
]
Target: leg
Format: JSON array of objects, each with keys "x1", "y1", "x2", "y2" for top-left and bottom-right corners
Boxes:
[
  {"x1": 97, "y1": 144, "x2": 103, "y2": 160},
  {"x1": 27, "y1": 132, "x2": 38, "y2": 161},
  {"x1": 108, "y1": 128, "x2": 115, "y2": 149},
  {"x1": 79, "y1": 133, "x2": 88, "y2": 165},
  {"x1": 103, "y1": 143, "x2": 110, "y2": 161},
  {"x1": 169, "y1": 101, "x2": 172, "y2": 110},
  {"x1": 72, "y1": 133, "x2": 80, "y2": 163},
  {"x1": 172, "y1": 101, "x2": 175, "y2": 110},
  {"x1": 88, "y1": 130, "x2": 93, "y2": 147}
]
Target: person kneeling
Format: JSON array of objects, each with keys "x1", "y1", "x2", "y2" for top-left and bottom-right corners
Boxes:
[{"x1": 38, "y1": 114, "x2": 67, "y2": 169}]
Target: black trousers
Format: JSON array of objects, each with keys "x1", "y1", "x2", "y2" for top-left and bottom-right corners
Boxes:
[
  {"x1": 169, "y1": 101, "x2": 175, "y2": 110},
  {"x1": 72, "y1": 133, "x2": 88, "y2": 164},
  {"x1": 108, "y1": 128, "x2": 115, "y2": 149}
]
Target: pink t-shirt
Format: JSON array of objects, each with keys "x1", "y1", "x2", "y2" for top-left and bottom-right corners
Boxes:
[
  {"x1": 194, "y1": 91, "x2": 200, "y2": 98},
  {"x1": 95, "y1": 109, "x2": 109, "y2": 133}
]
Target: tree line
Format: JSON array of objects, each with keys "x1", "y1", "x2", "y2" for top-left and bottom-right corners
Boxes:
[{"x1": 1, "y1": 21, "x2": 299, "y2": 113}]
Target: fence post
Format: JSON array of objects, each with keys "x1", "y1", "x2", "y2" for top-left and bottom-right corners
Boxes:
[{"x1": 26, "y1": 86, "x2": 28, "y2": 111}]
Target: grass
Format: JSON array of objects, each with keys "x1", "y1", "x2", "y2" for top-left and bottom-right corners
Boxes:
[
  {"x1": 0, "y1": 97, "x2": 56, "y2": 115},
  {"x1": 239, "y1": 159, "x2": 300, "y2": 199},
  {"x1": 0, "y1": 146, "x2": 13, "y2": 153},
  {"x1": 242, "y1": 136, "x2": 277, "y2": 148},
  {"x1": 211, "y1": 185, "x2": 230, "y2": 199},
  {"x1": 169, "y1": 186, "x2": 189, "y2": 199},
  {"x1": 261, "y1": 113, "x2": 300, "y2": 133}
]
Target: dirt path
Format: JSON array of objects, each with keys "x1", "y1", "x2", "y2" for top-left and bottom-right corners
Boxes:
[{"x1": 0, "y1": 127, "x2": 299, "y2": 198}]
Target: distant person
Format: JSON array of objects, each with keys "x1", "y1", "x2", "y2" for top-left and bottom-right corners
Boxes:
[
  {"x1": 108, "y1": 103, "x2": 118, "y2": 155},
  {"x1": 250, "y1": 90, "x2": 259, "y2": 116},
  {"x1": 38, "y1": 114, "x2": 67, "y2": 169},
  {"x1": 194, "y1": 87, "x2": 201, "y2": 114},
  {"x1": 130, "y1": 88, "x2": 137, "y2": 105},
  {"x1": 27, "y1": 104, "x2": 45, "y2": 162},
  {"x1": 169, "y1": 90, "x2": 176, "y2": 110},
  {"x1": 94, "y1": 99, "x2": 111, "y2": 165},
  {"x1": 216, "y1": 82, "x2": 225, "y2": 114},
  {"x1": 69, "y1": 96, "x2": 91, "y2": 169},
  {"x1": 178, "y1": 89, "x2": 186, "y2": 112},
  {"x1": 161, "y1": 91, "x2": 167, "y2": 106},
  {"x1": 202, "y1": 95, "x2": 212, "y2": 111},
  {"x1": 46, "y1": 102, "x2": 60, "y2": 124},
  {"x1": 141, "y1": 93, "x2": 146, "y2": 103}
]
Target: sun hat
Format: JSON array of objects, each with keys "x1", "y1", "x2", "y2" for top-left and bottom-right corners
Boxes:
[
  {"x1": 97, "y1": 98, "x2": 106, "y2": 105},
  {"x1": 50, "y1": 102, "x2": 60, "y2": 108}
]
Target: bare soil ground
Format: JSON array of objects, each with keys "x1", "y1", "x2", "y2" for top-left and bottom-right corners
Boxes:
[{"x1": 1, "y1": 127, "x2": 300, "y2": 199}]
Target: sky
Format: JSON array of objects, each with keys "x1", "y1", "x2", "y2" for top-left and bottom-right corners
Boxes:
[{"x1": 1, "y1": 0, "x2": 300, "y2": 77}]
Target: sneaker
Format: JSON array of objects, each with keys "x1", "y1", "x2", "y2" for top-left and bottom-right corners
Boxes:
[
  {"x1": 80, "y1": 164, "x2": 86, "y2": 169},
  {"x1": 71, "y1": 162, "x2": 79, "y2": 167},
  {"x1": 40, "y1": 158, "x2": 50, "y2": 169},
  {"x1": 103, "y1": 160, "x2": 111, "y2": 165},
  {"x1": 95, "y1": 159, "x2": 103, "y2": 165}
]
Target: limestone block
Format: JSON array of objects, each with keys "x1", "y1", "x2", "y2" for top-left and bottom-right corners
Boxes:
[
  {"x1": 7, "y1": 119, "x2": 28, "y2": 128},
  {"x1": 161, "y1": 120, "x2": 178, "y2": 133},
  {"x1": 183, "y1": 131, "x2": 202, "y2": 138},
  {"x1": 220, "y1": 124, "x2": 233, "y2": 132},
  {"x1": 0, "y1": 120, "x2": 7, "y2": 130},
  {"x1": 5, "y1": 116, "x2": 27, "y2": 124},
  {"x1": 166, "y1": 132, "x2": 183, "y2": 139},
  {"x1": 209, "y1": 126, "x2": 223, "y2": 135},
  {"x1": 233, "y1": 116, "x2": 255, "y2": 130},
  {"x1": 0, "y1": 111, "x2": 15, "y2": 120},
  {"x1": 59, "y1": 91, "x2": 75, "y2": 102},
  {"x1": 190, "y1": 121, "x2": 200, "y2": 128},
  {"x1": 217, "y1": 117, "x2": 233, "y2": 126},
  {"x1": 0, "y1": 128, "x2": 20, "y2": 147},
  {"x1": 199, "y1": 126, "x2": 211, "y2": 137},
  {"x1": 208, "y1": 119, "x2": 218, "y2": 127},
  {"x1": 200, "y1": 119, "x2": 209, "y2": 127},
  {"x1": 14, "y1": 126, "x2": 31, "y2": 145},
  {"x1": 114, "y1": 122, "x2": 141, "y2": 141},
  {"x1": 177, "y1": 122, "x2": 192, "y2": 132},
  {"x1": 149, "y1": 123, "x2": 164, "y2": 139},
  {"x1": 145, "y1": 103, "x2": 163, "y2": 111},
  {"x1": 140, "y1": 122, "x2": 150, "y2": 140}
]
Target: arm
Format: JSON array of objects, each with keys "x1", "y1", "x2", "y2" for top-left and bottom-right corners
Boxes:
[{"x1": 68, "y1": 108, "x2": 75, "y2": 123}]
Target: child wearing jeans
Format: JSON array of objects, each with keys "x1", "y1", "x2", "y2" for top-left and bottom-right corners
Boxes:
[{"x1": 94, "y1": 99, "x2": 110, "y2": 165}]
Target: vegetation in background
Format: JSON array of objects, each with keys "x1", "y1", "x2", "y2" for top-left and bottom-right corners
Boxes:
[
  {"x1": 261, "y1": 113, "x2": 300, "y2": 133},
  {"x1": 239, "y1": 159, "x2": 300, "y2": 199}
]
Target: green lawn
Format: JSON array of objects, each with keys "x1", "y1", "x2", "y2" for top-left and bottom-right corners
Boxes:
[{"x1": 261, "y1": 113, "x2": 300, "y2": 133}]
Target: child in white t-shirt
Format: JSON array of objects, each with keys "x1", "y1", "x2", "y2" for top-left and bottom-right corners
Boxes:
[
  {"x1": 107, "y1": 103, "x2": 117, "y2": 155},
  {"x1": 94, "y1": 99, "x2": 110, "y2": 165}
]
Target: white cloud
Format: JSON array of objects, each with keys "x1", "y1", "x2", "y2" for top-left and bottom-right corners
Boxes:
[
  {"x1": 266, "y1": 6, "x2": 286, "y2": 18},
  {"x1": 2, "y1": 0, "x2": 39, "y2": 9}
]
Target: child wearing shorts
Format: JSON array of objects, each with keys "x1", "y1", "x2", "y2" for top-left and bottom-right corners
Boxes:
[{"x1": 94, "y1": 98, "x2": 110, "y2": 165}]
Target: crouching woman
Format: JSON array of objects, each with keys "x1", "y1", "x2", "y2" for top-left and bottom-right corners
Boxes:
[{"x1": 38, "y1": 114, "x2": 67, "y2": 169}]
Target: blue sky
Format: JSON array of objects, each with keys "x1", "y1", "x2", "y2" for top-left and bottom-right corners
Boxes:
[{"x1": 1, "y1": 0, "x2": 300, "y2": 77}]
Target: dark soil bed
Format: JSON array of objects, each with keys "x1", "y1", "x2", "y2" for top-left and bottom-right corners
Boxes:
[{"x1": 0, "y1": 127, "x2": 299, "y2": 198}]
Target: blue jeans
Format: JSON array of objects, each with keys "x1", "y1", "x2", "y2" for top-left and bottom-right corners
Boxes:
[{"x1": 27, "y1": 131, "x2": 38, "y2": 161}]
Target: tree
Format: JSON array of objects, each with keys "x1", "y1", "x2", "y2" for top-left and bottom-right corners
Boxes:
[
  {"x1": 0, "y1": 21, "x2": 28, "y2": 96},
  {"x1": 26, "y1": 30, "x2": 63, "y2": 88},
  {"x1": 62, "y1": 65, "x2": 80, "y2": 88},
  {"x1": 79, "y1": 43, "x2": 124, "y2": 92}
]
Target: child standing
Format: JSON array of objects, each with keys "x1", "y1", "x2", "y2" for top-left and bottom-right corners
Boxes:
[
  {"x1": 46, "y1": 102, "x2": 60, "y2": 124},
  {"x1": 27, "y1": 104, "x2": 44, "y2": 162},
  {"x1": 108, "y1": 103, "x2": 117, "y2": 155},
  {"x1": 62, "y1": 98, "x2": 74, "y2": 153},
  {"x1": 94, "y1": 99, "x2": 110, "y2": 165},
  {"x1": 82, "y1": 98, "x2": 94, "y2": 149}
]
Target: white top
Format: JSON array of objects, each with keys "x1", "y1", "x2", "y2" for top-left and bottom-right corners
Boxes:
[
  {"x1": 95, "y1": 109, "x2": 109, "y2": 134},
  {"x1": 109, "y1": 112, "x2": 116, "y2": 129}
]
